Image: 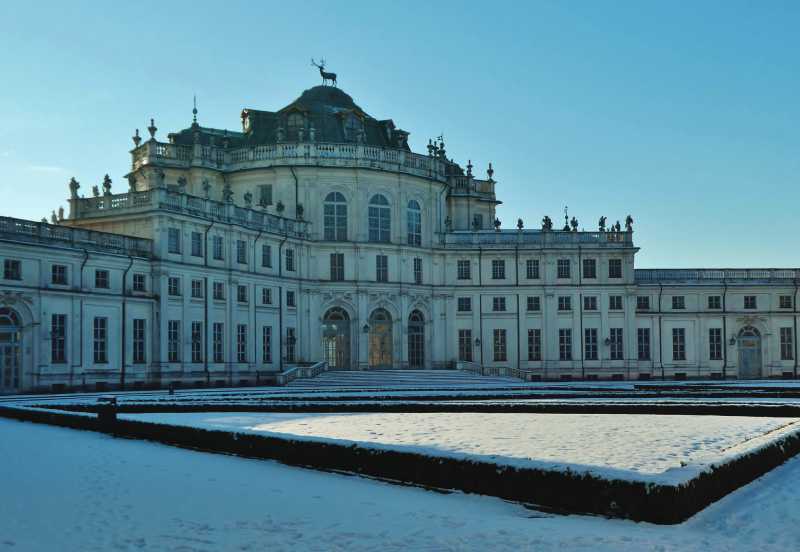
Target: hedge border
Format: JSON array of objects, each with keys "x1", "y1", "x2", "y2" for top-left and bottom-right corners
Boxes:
[{"x1": 1, "y1": 405, "x2": 799, "y2": 524}]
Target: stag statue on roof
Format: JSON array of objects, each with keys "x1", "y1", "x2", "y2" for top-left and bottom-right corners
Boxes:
[{"x1": 311, "y1": 58, "x2": 337, "y2": 87}]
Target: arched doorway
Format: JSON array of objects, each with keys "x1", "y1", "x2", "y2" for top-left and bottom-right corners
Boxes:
[
  {"x1": 738, "y1": 326, "x2": 762, "y2": 379},
  {"x1": 369, "y1": 309, "x2": 393, "y2": 369},
  {"x1": 322, "y1": 307, "x2": 351, "y2": 370},
  {"x1": 408, "y1": 310, "x2": 425, "y2": 369},
  {"x1": 0, "y1": 308, "x2": 21, "y2": 393}
]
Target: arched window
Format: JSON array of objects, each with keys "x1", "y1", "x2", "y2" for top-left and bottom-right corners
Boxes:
[
  {"x1": 287, "y1": 112, "x2": 304, "y2": 141},
  {"x1": 407, "y1": 200, "x2": 421, "y2": 246},
  {"x1": 344, "y1": 114, "x2": 362, "y2": 142},
  {"x1": 368, "y1": 194, "x2": 391, "y2": 243},
  {"x1": 408, "y1": 310, "x2": 425, "y2": 368},
  {"x1": 324, "y1": 192, "x2": 347, "y2": 241}
]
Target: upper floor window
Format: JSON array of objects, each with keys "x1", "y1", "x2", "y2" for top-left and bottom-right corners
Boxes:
[
  {"x1": 583, "y1": 296, "x2": 597, "y2": 311},
  {"x1": 457, "y1": 260, "x2": 471, "y2": 280},
  {"x1": 672, "y1": 296, "x2": 685, "y2": 310},
  {"x1": 780, "y1": 295, "x2": 793, "y2": 309},
  {"x1": 287, "y1": 112, "x2": 304, "y2": 140},
  {"x1": 582, "y1": 259, "x2": 596, "y2": 279},
  {"x1": 708, "y1": 295, "x2": 721, "y2": 309},
  {"x1": 744, "y1": 295, "x2": 757, "y2": 309},
  {"x1": 191, "y1": 232, "x2": 203, "y2": 257},
  {"x1": 492, "y1": 259, "x2": 505, "y2": 280},
  {"x1": 95, "y1": 269, "x2": 109, "y2": 289},
  {"x1": 492, "y1": 297, "x2": 506, "y2": 312},
  {"x1": 609, "y1": 295, "x2": 623, "y2": 311},
  {"x1": 368, "y1": 194, "x2": 391, "y2": 243},
  {"x1": 407, "y1": 200, "x2": 421, "y2": 246},
  {"x1": 3, "y1": 259, "x2": 21, "y2": 280},
  {"x1": 558, "y1": 296, "x2": 572, "y2": 311},
  {"x1": 330, "y1": 253, "x2": 345, "y2": 281},
  {"x1": 457, "y1": 297, "x2": 472, "y2": 312},
  {"x1": 132, "y1": 273, "x2": 146, "y2": 292},
  {"x1": 557, "y1": 259, "x2": 570, "y2": 279},
  {"x1": 51, "y1": 264, "x2": 68, "y2": 285},
  {"x1": 286, "y1": 290, "x2": 296, "y2": 308},
  {"x1": 285, "y1": 249, "x2": 295, "y2": 272},
  {"x1": 527, "y1": 296, "x2": 541, "y2": 312},
  {"x1": 608, "y1": 259, "x2": 623, "y2": 279},
  {"x1": 212, "y1": 235, "x2": 224, "y2": 260},
  {"x1": 413, "y1": 257, "x2": 422, "y2": 285},
  {"x1": 344, "y1": 114, "x2": 362, "y2": 142},
  {"x1": 168, "y1": 276, "x2": 181, "y2": 297},
  {"x1": 376, "y1": 255, "x2": 388, "y2": 283},
  {"x1": 261, "y1": 244, "x2": 272, "y2": 268},
  {"x1": 168, "y1": 228, "x2": 181, "y2": 254},
  {"x1": 324, "y1": 192, "x2": 348, "y2": 241},
  {"x1": 236, "y1": 240, "x2": 247, "y2": 264},
  {"x1": 636, "y1": 296, "x2": 650, "y2": 311},
  {"x1": 258, "y1": 184, "x2": 273, "y2": 207},
  {"x1": 526, "y1": 259, "x2": 539, "y2": 280}
]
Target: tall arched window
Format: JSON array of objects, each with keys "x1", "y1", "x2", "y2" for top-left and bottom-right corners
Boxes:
[
  {"x1": 323, "y1": 192, "x2": 347, "y2": 241},
  {"x1": 407, "y1": 200, "x2": 421, "y2": 246},
  {"x1": 408, "y1": 310, "x2": 425, "y2": 368},
  {"x1": 368, "y1": 194, "x2": 391, "y2": 243},
  {"x1": 287, "y1": 112, "x2": 304, "y2": 141}
]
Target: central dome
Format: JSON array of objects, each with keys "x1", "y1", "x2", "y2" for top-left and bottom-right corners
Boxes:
[{"x1": 287, "y1": 86, "x2": 363, "y2": 115}]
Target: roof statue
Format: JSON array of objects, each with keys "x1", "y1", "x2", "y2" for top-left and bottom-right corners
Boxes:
[{"x1": 311, "y1": 58, "x2": 337, "y2": 87}]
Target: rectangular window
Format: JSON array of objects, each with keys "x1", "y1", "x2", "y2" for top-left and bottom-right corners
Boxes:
[
  {"x1": 527, "y1": 329, "x2": 542, "y2": 361},
  {"x1": 672, "y1": 296, "x2": 685, "y2": 310},
  {"x1": 527, "y1": 296, "x2": 540, "y2": 312},
  {"x1": 637, "y1": 296, "x2": 650, "y2": 311},
  {"x1": 610, "y1": 328, "x2": 624, "y2": 360},
  {"x1": 167, "y1": 320, "x2": 181, "y2": 362},
  {"x1": 376, "y1": 255, "x2": 388, "y2": 283},
  {"x1": 584, "y1": 328, "x2": 598, "y2": 360},
  {"x1": 262, "y1": 326, "x2": 272, "y2": 363},
  {"x1": 492, "y1": 297, "x2": 506, "y2": 312},
  {"x1": 168, "y1": 228, "x2": 181, "y2": 254},
  {"x1": 609, "y1": 295, "x2": 623, "y2": 311},
  {"x1": 3, "y1": 259, "x2": 21, "y2": 280},
  {"x1": 236, "y1": 324, "x2": 247, "y2": 363},
  {"x1": 95, "y1": 269, "x2": 109, "y2": 289},
  {"x1": 330, "y1": 253, "x2": 345, "y2": 281},
  {"x1": 413, "y1": 258, "x2": 423, "y2": 285},
  {"x1": 132, "y1": 319, "x2": 146, "y2": 364},
  {"x1": 286, "y1": 290, "x2": 296, "y2": 308},
  {"x1": 236, "y1": 240, "x2": 247, "y2": 264},
  {"x1": 213, "y1": 322, "x2": 224, "y2": 363},
  {"x1": 51, "y1": 314, "x2": 67, "y2": 363},
  {"x1": 491, "y1": 259, "x2": 505, "y2": 280},
  {"x1": 133, "y1": 273, "x2": 146, "y2": 292},
  {"x1": 709, "y1": 328, "x2": 722, "y2": 361},
  {"x1": 168, "y1": 276, "x2": 181, "y2": 297},
  {"x1": 637, "y1": 328, "x2": 651, "y2": 360},
  {"x1": 559, "y1": 328, "x2": 572, "y2": 361},
  {"x1": 582, "y1": 258, "x2": 596, "y2": 279},
  {"x1": 558, "y1": 296, "x2": 571, "y2": 311},
  {"x1": 526, "y1": 259, "x2": 540, "y2": 280},
  {"x1": 557, "y1": 259, "x2": 570, "y2": 279},
  {"x1": 708, "y1": 295, "x2": 721, "y2": 309},
  {"x1": 286, "y1": 328, "x2": 296, "y2": 363},
  {"x1": 779, "y1": 295, "x2": 793, "y2": 309},
  {"x1": 237, "y1": 285, "x2": 248, "y2": 304},
  {"x1": 51, "y1": 264, "x2": 68, "y2": 285},
  {"x1": 213, "y1": 281, "x2": 225, "y2": 301},
  {"x1": 780, "y1": 327, "x2": 794, "y2": 360},
  {"x1": 191, "y1": 321, "x2": 203, "y2": 363},
  {"x1": 213, "y1": 235, "x2": 224, "y2": 260},
  {"x1": 191, "y1": 279, "x2": 203, "y2": 299},
  {"x1": 261, "y1": 244, "x2": 272, "y2": 268},
  {"x1": 262, "y1": 287, "x2": 272, "y2": 305},
  {"x1": 457, "y1": 297, "x2": 472, "y2": 312},
  {"x1": 608, "y1": 259, "x2": 622, "y2": 279},
  {"x1": 493, "y1": 329, "x2": 507, "y2": 362},
  {"x1": 672, "y1": 328, "x2": 686, "y2": 361},
  {"x1": 258, "y1": 184, "x2": 273, "y2": 207},
  {"x1": 93, "y1": 317, "x2": 108, "y2": 364},
  {"x1": 744, "y1": 295, "x2": 757, "y2": 309},
  {"x1": 458, "y1": 329, "x2": 473, "y2": 362},
  {"x1": 285, "y1": 249, "x2": 295, "y2": 272},
  {"x1": 191, "y1": 232, "x2": 203, "y2": 257},
  {"x1": 583, "y1": 296, "x2": 597, "y2": 311},
  {"x1": 457, "y1": 260, "x2": 471, "y2": 280}
]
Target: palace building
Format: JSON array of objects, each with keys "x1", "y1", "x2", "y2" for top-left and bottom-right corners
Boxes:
[{"x1": 0, "y1": 83, "x2": 797, "y2": 393}]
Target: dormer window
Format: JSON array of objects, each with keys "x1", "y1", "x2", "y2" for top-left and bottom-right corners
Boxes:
[
  {"x1": 344, "y1": 114, "x2": 362, "y2": 142},
  {"x1": 287, "y1": 112, "x2": 304, "y2": 141}
]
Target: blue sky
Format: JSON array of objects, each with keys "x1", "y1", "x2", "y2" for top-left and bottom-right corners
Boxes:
[{"x1": 0, "y1": 1, "x2": 797, "y2": 267}]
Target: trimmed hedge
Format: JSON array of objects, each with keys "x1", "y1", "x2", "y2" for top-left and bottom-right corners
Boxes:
[{"x1": 2, "y1": 405, "x2": 799, "y2": 524}]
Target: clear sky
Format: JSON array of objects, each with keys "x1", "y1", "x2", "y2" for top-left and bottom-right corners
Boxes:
[{"x1": 0, "y1": 1, "x2": 797, "y2": 268}]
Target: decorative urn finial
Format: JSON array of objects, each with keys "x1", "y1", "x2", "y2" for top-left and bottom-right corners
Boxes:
[
  {"x1": 517, "y1": 218, "x2": 524, "y2": 231},
  {"x1": 487, "y1": 162, "x2": 494, "y2": 181},
  {"x1": 147, "y1": 118, "x2": 157, "y2": 140},
  {"x1": 132, "y1": 129, "x2": 141, "y2": 147},
  {"x1": 466, "y1": 160, "x2": 473, "y2": 178}
]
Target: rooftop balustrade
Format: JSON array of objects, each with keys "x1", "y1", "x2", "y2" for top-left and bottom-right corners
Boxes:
[
  {"x1": 0, "y1": 216, "x2": 152, "y2": 257},
  {"x1": 443, "y1": 229, "x2": 633, "y2": 248},
  {"x1": 635, "y1": 268, "x2": 800, "y2": 283},
  {"x1": 132, "y1": 140, "x2": 448, "y2": 182},
  {"x1": 70, "y1": 188, "x2": 308, "y2": 239}
]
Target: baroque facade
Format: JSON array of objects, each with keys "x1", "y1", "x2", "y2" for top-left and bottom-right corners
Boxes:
[{"x1": 0, "y1": 84, "x2": 797, "y2": 392}]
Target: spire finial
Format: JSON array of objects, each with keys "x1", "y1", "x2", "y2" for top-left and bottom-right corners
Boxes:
[{"x1": 192, "y1": 94, "x2": 198, "y2": 125}]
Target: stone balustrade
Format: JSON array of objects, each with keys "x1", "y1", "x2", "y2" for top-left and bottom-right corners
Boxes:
[
  {"x1": 443, "y1": 229, "x2": 633, "y2": 248},
  {"x1": 635, "y1": 268, "x2": 800, "y2": 283}
]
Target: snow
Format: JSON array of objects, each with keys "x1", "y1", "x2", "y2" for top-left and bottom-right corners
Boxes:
[
  {"x1": 121, "y1": 412, "x2": 800, "y2": 483},
  {"x1": 1, "y1": 417, "x2": 799, "y2": 551}
]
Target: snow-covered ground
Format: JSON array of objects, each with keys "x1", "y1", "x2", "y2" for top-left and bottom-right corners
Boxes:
[
  {"x1": 1, "y1": 417, "x2": 799, "y2": 551},
  {"x1": 122, "y1": 412, "x2": 800, "y2": 482}
]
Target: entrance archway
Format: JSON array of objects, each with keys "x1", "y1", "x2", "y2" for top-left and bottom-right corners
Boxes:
[
  {"x1": 0, "y1": 308, "x2": 21, "y2": 393},
  {"x1": 408, "y1": 310, "x2": 425, "y2": 369},
  {"x1": 322, "y1": 307, "x2": 351, "y2": 370},
  {"x1": 368, "y1": 309, "x2": 393, "y2": 369},
  {"x1": 737, "y1": 326, "x2": 762, "y2": 379}
]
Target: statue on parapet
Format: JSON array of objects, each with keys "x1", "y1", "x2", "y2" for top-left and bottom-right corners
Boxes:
[
  {"x1": 625, "y1": 214, "x2": 634, "y2": 232},
  {"x1": 58, "y1": 206, "x2": 64, "y2": 221},
  {"x1": 542, "y1": 215, "x2": 553, "y2": 231},
  {"x1": 92, "y1": 185, "x2": 100, "y2": 197},
  {"x1": 613, "y1": 220, "x2": 621, "y2": 232},
  {"x1": 494, "y1": 217, "x2": 501, "y2": 231},
  {"x1": 222, "y1": 179, "x2": 233, "y2": 203},
  {"x1": 69, "y1": 177, "x2": 80, "y2": 199},
  {"x1": 598, "y1": 216, "x2": 607, "y2": 232},
  {"x1": 102, "y1": 174, "x2": 112, "y2": 196},
  {"x1": 311, "y1": 58, "x2": 337, "y2": 87},
  {"x1": 517, "y1": 218, "x2": 524, "y2": 230},
  {"x1": 570, "y1": 217, "x2": 578, "y2": 232},
  {"x1": 50, "y1": 211, "x2": 58, "y2": 224},
  {"x1": 243, "y1": 191, "x2": 253, "y2": 207}
]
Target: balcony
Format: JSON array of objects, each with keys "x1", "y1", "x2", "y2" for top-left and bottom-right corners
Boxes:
[
  {"x1": 443, "y1": 230, "x2": 633, "y2": 248},
  {"x1": 70, "y1": 188, "x2": 309, "y2": 239},
  {"x1": 132, "y1": 140, "x2": 448, "y2": 182},
  {"x1": 0, "y1": 216, "x2": 152, "y2": 257}
]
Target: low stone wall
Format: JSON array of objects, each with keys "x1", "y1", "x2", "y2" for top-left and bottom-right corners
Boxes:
[{"x1": 2, "y1": 405, "x2": 799, "y2": 524}]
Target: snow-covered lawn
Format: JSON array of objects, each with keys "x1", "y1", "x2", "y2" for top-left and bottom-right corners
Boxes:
[
  {"x1": 1, "y1": 417, "x2": 799, "y2": 551},
  {"x1": 122, "y1": 412, "x2": 800, "y2": 482}
]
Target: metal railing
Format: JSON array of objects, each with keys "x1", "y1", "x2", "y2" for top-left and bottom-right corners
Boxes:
[
  {"x1": 275, "y1": 360, "x2": 329, "y2": 386},
  {"x1": 635, "y1": 269, "x2": 800, "y2": 283},
  {"x1": 444, "y1": 230, "x2": 633, "y2": 247}
]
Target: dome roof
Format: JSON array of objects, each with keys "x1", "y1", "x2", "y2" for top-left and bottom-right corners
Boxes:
[{"x1": 284, "y1": 86, "x2": 365, "y2": 115}]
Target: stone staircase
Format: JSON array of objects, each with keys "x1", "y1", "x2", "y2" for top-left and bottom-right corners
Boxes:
[{"x1": 285, "y1": 369, "x2": 525, "y2": 390}]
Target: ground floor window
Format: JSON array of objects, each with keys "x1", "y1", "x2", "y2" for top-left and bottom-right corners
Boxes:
[
  {"x1": 780, "y1": 327, "x2": 794, "y2": 361},
  {"x1": 672, "y1": 328, "x2": 686, "y2": 361},
  {"x1": 559, "y1": 329, "x2": 572, "y2": 361},
  {"x1": 458, "y1": 329, "x2": 472, "y2": 362},
  {"x1": 528, "y1": 329, "x2": 541, "y2": 361},
  {"x1": 637, "y1": 328, "x2": 650, "y2": 360},
  {"x1": 493, "y1": 329, "x2": 507, "y2": 362}
]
